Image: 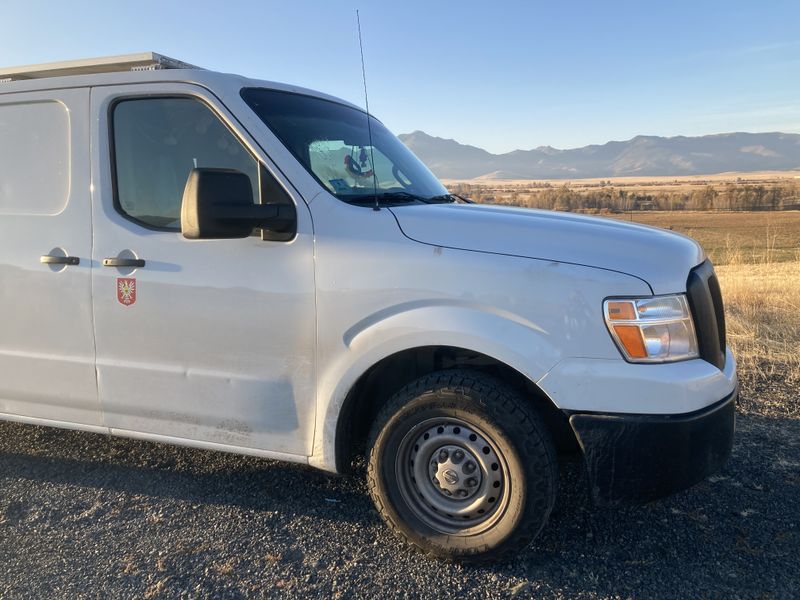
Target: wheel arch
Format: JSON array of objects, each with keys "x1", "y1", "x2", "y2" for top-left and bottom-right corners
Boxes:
[{"x1": 329, "y1": 345, "x2": 579, "y2": 473}]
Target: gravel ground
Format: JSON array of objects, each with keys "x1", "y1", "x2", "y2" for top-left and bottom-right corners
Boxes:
[{"x1": 0, "y1": 374, "x2": 797, "y2": 599}]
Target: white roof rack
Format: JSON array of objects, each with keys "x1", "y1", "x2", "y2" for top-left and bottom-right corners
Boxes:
[{"x1": 0, "y1": 52, "x2": 201, "y2": 82}]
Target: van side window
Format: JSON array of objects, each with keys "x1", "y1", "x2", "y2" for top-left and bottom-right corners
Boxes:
[
  {"x1": 0, "y1": 100, "x2": 70, "y2": 216},
  {"x1": 111, "y1": 97, "x2": 260, "y2": 230}
]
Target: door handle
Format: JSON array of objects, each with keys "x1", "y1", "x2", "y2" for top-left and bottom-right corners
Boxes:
[
  {"x1": 103, "y1": 258, "x2": 146, "y2": 268},
  {"x1": 41, "y1": 255, "x2": 80, "y2": 266}
]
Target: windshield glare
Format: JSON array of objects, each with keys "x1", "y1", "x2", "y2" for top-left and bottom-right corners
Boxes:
[{"x1": 241, "y1": 88, "x2": 449, "y2": 204}]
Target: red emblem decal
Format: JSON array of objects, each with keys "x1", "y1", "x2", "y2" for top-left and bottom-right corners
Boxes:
[{"x1": 117, "y1": 278, "x2": 137, "y2": 306}]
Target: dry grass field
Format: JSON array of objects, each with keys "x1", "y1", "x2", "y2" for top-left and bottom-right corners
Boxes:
[
  {"x1": 612, "y1": 211, "x2": 800, "y2": 387},
  {"x1": 718, "y1": 261, "x2": 800, "y2": 387},
  {"x1": 444, "y1": 170, "x2": 800, "y2": 194},
  {"x1": 616, "y1": 210, "x2": 800, "y2": 265},
  {"x1": 444, "y1": 170, "x2": 800, "y2": 187}
]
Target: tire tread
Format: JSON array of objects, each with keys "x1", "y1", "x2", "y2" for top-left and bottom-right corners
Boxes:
[{"x1": 366, "y1": 369, "x2": 558, "y2": 563}]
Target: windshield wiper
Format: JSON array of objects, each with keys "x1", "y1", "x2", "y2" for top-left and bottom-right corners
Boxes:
[
  {"x1": 424, "y1": 194, "x2": 460, "y2": 204},
  {"x1": 342, "y1": 191, "x2": 428, "y2": 206},
  {"x1": 341, "y1": 191, "x2": 466, "y2": 206},
  {"x1": 374, "y1": 192, "x2": 463, "y2": 204}
]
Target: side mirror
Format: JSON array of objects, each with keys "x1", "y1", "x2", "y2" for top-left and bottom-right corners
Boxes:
[{"x1": 181, "y1": 168, "x2": 296, "y2": 240}]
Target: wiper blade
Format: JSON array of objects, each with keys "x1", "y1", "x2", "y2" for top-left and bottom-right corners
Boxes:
[
  {"x1": 342, "y1": 191, "x2": 427, "y2": 206},
  {"x1": 376, "y1": 191, "x2": 429, "y2": 203},
  {"x1": 425, "y1": 194, "x2": 459, "y2": 204},
  {"x1": 375, "y1": 192, "x2": 461, "y2": 204},
  {"x1": 340, "y1": 191, "x2": 466, "y2": 206}
]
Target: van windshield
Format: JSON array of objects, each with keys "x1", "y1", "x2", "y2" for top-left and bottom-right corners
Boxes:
[{"x1": 241, "y1": 88, "x2": 451, "y2": 206}]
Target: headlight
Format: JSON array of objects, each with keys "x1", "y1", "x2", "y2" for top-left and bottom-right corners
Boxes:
[{"x1": 603, "y1": 295, "x2": 698, "y2": 363}]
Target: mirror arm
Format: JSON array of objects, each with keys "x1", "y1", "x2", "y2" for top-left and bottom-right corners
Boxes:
[{"x1": 211, "y1": 203, "x2": 295, "y2": 232}]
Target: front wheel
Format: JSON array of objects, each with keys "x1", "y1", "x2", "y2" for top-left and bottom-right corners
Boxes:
[{"x1": 367, "y1": 370, "x2": 558, "y2": 562}]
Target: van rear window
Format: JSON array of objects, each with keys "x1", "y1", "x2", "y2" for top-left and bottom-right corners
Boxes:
[{"x1": 0, "y1": 100, "x2": 70, "y2": 215}]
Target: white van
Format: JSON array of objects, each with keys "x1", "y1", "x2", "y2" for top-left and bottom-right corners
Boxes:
[{"x1": 0, "y1": 53, "x2": 737, "y2": 562}]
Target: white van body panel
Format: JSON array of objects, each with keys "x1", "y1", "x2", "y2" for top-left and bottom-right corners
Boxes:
[
  {"x1": 538, "y1": 347, "x2": 737, "y2": 415},
  {"x1": 89, "y1": 82, "x2": 317, "y2": 455},
  {"x1": 391, "y1": 203, "x2": 706, "y2": 295},
  {"x1": 0, "y1": 88, "x2": 101, "y2": 426},
  {"x1": 305, "y1": 193, "x2": 656, "y2": 470}
]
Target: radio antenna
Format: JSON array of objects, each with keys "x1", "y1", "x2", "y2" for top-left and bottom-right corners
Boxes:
[{"x1": 356, "y1": 9, "x2": 380, "y2": 211}]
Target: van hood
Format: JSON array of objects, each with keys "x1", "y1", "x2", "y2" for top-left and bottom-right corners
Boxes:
[{"x1": 389, "y1": 203, "x2": 705, "y2": 294}]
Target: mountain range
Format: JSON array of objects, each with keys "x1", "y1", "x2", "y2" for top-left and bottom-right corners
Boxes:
[{"x1": 397, "y1": 130, "x2": 800, "y2": 180}]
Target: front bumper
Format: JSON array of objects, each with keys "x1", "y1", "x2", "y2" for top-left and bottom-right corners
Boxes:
[{"x1": 568, "y1": 385, "x2": 737, "y2": 506}]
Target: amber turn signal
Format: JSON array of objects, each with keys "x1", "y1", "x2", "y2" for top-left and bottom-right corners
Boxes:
[
  {"x1": 610, "y1": 324, "x2": 648, "y2": 359},
  {"x1": 606, "y1": 301, "x2": 637, "y2": 321}
]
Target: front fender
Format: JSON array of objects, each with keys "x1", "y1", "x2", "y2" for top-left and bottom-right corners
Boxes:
[{"x1": 308, "y1": 301, "x2": 562, "y2": 472}]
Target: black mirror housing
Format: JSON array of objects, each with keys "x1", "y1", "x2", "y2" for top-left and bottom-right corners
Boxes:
[
  {"x1": 181, "y1": 168, "x2": 296, "y2": 240},
  {"x1": 181, "y1": 168, "x2": 255, "y2": 239}
]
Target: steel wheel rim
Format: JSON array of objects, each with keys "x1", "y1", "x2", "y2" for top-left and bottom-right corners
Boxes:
[{"x1": 395, "y1": 417, "x2": 511, "y2": 535}]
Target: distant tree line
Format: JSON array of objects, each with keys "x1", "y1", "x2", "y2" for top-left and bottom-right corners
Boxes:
[{"x1": 449, "y1": 181, "x2": 800, "y2": 212}]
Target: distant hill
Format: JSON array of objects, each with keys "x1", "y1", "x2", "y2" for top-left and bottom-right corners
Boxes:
[{"x1": 397, "y1": 130, "x2": 800, "y2": 180}]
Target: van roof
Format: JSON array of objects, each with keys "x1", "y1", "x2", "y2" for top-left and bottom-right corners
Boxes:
[
  {"x1": 0, "y1": 52, "x2": 365, "y2": 114},
  {"x1": 0, "y1": 52, "x2": 200, "y2": 82}
]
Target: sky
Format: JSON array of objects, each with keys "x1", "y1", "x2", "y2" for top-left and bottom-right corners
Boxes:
[{"x1": 3, "y1": 0, "x2": 799, "y2": 154}]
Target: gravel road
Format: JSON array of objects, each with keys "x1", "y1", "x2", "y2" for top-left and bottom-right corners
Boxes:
[{"x1": 0, "y1": 374, "x2": 797, "y2": 599}]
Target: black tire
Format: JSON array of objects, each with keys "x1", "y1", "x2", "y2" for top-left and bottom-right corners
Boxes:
[{"x1": 367, "y1": 369, "x2": 558, "y2": 562}]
